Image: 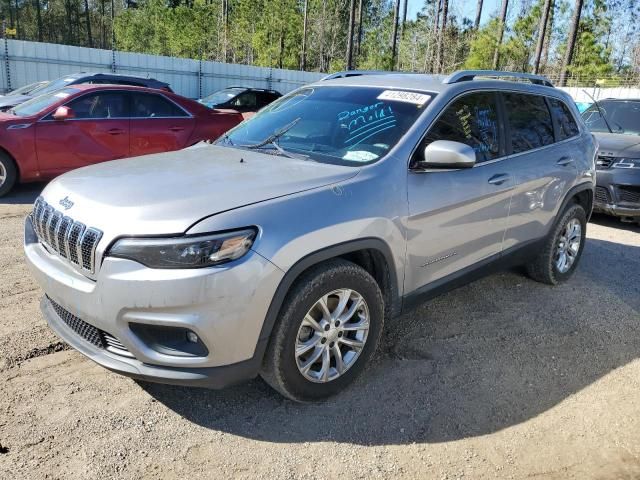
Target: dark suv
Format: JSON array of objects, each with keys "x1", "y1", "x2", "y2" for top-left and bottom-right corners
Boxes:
[
  {"x1": 0, "y1": 72, "x2": 172, "y2": 111},
  {"x1": 582, "y1": 99, "x2": 640, "y2": 225},
  {"x1": 198, "y1": 87, "x2": 281, "y2": 115}
]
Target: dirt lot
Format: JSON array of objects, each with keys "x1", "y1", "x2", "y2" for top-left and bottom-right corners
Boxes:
[{"x1": 1, "y1": 183, "x2": 639, "y2": 480}]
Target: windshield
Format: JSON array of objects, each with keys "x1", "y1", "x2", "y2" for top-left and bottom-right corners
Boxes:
[
  {"x1": 28, "y1": 75, "x2": 80, "y2": 97},
  {"x1": 12, "y1": 88, "x2": 79, "y2": 117},
  {"x1": 200, "y1": 88, "x2": 244, "y2": 106},
  {"x1": 217, "y1": 86, "x2": 432, "y2": 165},
  {"x1": 582, "y1": 100, "x2": 640, "y2": 135},
  {"x1": 6, "y1": 81, "x2": 46, "y2": 97}
]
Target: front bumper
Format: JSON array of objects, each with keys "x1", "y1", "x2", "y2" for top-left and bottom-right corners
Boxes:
[
  {"x1": 24, "y1": 216, "x2": 284, "y2": 388},
  {"x1": 594, "y1": 168, "x2": 640, "y2": 220}
]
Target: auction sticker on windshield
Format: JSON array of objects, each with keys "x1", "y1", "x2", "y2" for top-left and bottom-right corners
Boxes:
[{"x1": 377, "y1": 90, "x2": 431, "y2": 105}]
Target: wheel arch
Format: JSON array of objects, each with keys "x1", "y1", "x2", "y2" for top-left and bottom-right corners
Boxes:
[
  {"x1": 253, "y1": 238, "x2": 401, "y2": 364},
  {"x1": 559, "y1": 182, "x2": 594, "y2": 221}
]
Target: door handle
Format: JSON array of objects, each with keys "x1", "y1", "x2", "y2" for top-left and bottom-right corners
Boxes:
[
  {"x1": 557, "y1": 156, "x2": 574, "y2": 166},
  {"x1": 487, "y1": 173, "x2": 511, "y2": 185},
  {"x1": 169, "y1": 126, "x2": 185, "y2": 132},
  {"x1": 108, "y1": 128, "x2": 125, "y2": 135}
]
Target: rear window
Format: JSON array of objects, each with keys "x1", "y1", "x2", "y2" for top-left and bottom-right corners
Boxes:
[
  {"x1": 548, "y1": 98, "x2": 579, "y2": 139},
  {"x1": 503, "y1": 93, "x2": 554, "y2": 154}
]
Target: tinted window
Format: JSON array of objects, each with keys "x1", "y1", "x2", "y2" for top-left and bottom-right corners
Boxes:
[
  {"x1": 504, "y1": 93, "x2": 554, "y2": 153},
  {"x1": 131, "y1": 93, "x2": 187, "y2": 118},
  {"x1": 67, "y1": 92, "x2": 129, "y2": 119},
  {"x1": 12, "y1": 88, "x2": 79, "y2": 117},
  {"x1": 422, "y1": 92, "x2": 501, "y2": 162},
  {"x1": 548, "y1": 98, "x2": 579, "y2": 139},
  {"x1": 231, "y1": 92, "x2": 257, "y2": 108}
]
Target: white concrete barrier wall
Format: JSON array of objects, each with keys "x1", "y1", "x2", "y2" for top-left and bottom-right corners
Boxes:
[
  {"x1": 0, "y1": 39, "x2": 325, "y2": 98},
  {"x1": 559, "y1": 86, "x2": 640, "y2": 103}
]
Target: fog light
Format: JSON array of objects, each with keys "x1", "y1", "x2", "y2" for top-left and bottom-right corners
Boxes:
[{"x1": 186, "y1": 331, "x2": 198, "y2": 343}]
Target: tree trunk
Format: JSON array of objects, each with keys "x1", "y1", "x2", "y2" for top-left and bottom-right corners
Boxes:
[
  {"x1": 541, "y1": 0, "x2": 554, "y2": 71},
  {"x1": 429, "y1": 0, "x2": 440, "y2": 72},
  {"x1": 301, "y1": 0, "x2": 308, "y2": 70},
  {"x1": 559, "y1": 0, "x2": 584, "y2": 86},
  {"x1": 435, "y1": 0, "x2": 448, "y2": 74},
  {"x1": 492, "y1": 0, "x2": 508, "y2": 69},
  {"x1": 356, "y1": 0, "x2": 364, "y2": 56},
  {"x1": 474, "y1": 0, "x2": 483, "y2": 29},
  {"x1": 400, "y1": 0, "x2": 408, "y2": 39},
  {"x1": 390, "y1": 0, "x2": 400, "y2": 69},
  {"x1": 532, "y1": 0, "x2": 551, "y2": 74},
  {"x1": 346, "y1": 0, "x2": 356, "y2": 70},
  {"x1": 84, "y1": 0, "x2": 93, "y2": 47},
  {"x1": 319, "y1": 0, "x2": 326, "y2": 71}
]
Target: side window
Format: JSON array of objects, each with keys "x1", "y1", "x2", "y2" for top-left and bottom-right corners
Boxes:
[
  {"x1": 503, "y1": 93, "x2": 554, "y2": 154},
  {"x1": 231, "y1": 92, "x2": 257, "y2": 108},
  {"x1": 421, "y1": 92, "x2": 501, "y2": 162},
  {"x1": 548, "y1": 98, "x2": 579, "y2": 139},
  {"x1": 66, "y1": 92, "x2": 129, "y2": 119},
  {"x1": 131, "y1": 93, "x2": 188, "y2": 118}
]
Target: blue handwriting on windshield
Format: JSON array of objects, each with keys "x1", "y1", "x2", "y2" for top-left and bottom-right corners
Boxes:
[{"x1": 337, "y1": 102, "x2": 397, "y2": 146}]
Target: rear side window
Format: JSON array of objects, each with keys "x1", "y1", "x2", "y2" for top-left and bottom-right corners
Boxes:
[
  {"x1": 548, "y1": 98, "x2": 579, "y2": 139},
  {"x1": 503, "y1": 93, "x2": 554, "y2": 154},
  {"x1": 131, "y1": 93, "x2": 188, "y2": 118},
  {"x1": 422, "y1": 92, "x2": 501, "y2": 162},
  {"x1": 66, "y1": 91, "x2": 129, "y2": 119}
]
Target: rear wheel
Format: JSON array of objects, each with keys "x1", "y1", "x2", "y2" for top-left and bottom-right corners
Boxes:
[
  {"x1": 526, "y1": 203, "x2": 587, "y2": 285},
  {"x1": 261, "y1": 259, "x2": 384, "y2": 402},
  {"x1": 0, "y1": 152, "x2": 17, "y2": 198}
]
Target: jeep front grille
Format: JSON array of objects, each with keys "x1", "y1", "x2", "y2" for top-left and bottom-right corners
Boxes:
[
  {"x1": 595, "y1": 186, "x2": 611, "y2": 204},
  {"x1": 31, "y1": 197, "x2": 103, "y2": 274},
  {"x1": 617, "y1": 185, "x2": 640, "y2": 204}
]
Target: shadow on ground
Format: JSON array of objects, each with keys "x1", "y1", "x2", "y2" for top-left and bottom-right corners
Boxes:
[
  {"x1": 142, "y1": 235, "x2": 640, "y2": 445},
  {"x1": 0, "y1": 182, "x2": 43, "y2": 205}
]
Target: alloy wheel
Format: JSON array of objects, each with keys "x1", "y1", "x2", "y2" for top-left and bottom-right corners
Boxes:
[
  {"x1": 0, "y1": 162, "x2": 6, "y2": 188},
  {"x1": 555, "y1": 218, "x2": 581, "y2": 273},
  {"x1": 294, "y1": 288, "x2": 370, "y2": 383}
]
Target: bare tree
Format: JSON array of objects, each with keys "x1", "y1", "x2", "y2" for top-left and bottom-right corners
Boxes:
[
  {"x1": 492, "y1": 0, "x2": 508, "y2": 69},
  {"x1": 84, "y1": 0, "x2": 93, "y2": 47},
  {"x1": 356, "y1": 0, "x2": 364, "y2": 56},
  {"x1": 301, "y1": 0, "x2": 308, "y2": 70},
  {"x1": 436, "y1": 0, "x2": 448, "y2": 73},
  {"x1": 400, "y1": 0, "x2": 408, "y2": 39},
  {"x1": 474, "y1": 0, "x2": 483, "y2": 29},
  {"x1": 533, "y1": 0, "x2": 551, "y2": 73},
  {"x1": 559, "y1": 0, "x2": 584, "y2": 86},
  {"x1": 390, "y1": 0, "x2": 400, "y2": 69},
  {"x1": 346, "y1": 0, "x2": 357, "y2": 70}
]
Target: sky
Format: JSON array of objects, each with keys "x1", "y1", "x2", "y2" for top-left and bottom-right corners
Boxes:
[{"x1": 407, "y1": 0, "x2": 506, "y2": 25}]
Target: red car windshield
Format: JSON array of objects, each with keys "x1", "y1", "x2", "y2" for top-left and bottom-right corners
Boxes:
[{"x1": 11, "y1": 87, "x2": 80, "y2": 117}]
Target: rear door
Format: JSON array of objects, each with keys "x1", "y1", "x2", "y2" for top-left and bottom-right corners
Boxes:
[
  {"x1": 500, "y1": 92, "x2": 579, "y2": 250},
  {"x1": 405, "y1": 91, "x2": 514, "y2": 293},
  {"x1": 129, "y1": 92, "x2": 195, "y2": 156},
  {"x1": 35, "y1": 90, "x2": 130, "y2": 174}
]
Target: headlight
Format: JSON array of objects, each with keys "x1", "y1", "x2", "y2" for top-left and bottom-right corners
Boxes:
[
  {"x1": 108, "y1": 229, "x2": 256, "y2": 269},
  {"x1": 613, "y1": 158, "x2": 640, "y2": 169}
]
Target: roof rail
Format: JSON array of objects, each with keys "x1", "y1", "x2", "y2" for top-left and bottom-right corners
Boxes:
[{"x1": 443, "y1": 70, "x2": 554, "y2": 87}]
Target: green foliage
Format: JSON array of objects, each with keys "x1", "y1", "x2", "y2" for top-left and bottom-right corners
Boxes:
[{"x1": 464, "y1": 19, "x2": 501, "y2": 70}]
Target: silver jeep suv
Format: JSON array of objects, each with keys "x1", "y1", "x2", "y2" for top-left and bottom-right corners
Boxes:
[{"x1": 24, "y1": 70, "x2": 596, "y2": 401}]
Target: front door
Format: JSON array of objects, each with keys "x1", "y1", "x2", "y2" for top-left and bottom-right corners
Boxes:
[
  {"x1": 405, "y1": 91, "x2": 514, "y2": 294},
  {"x1": 129, "y1": 92, "x2": 195, "y2": 156},
  {"x1": 35, "y1": 91, "x2": 130, "y2": 175}
]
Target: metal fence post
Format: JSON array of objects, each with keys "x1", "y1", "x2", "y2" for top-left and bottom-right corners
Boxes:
[{"x1": 2, "y1": 21, "x2": 11, "y2": 92}]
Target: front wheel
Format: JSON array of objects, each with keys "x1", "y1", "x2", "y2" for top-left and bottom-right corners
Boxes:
[
  {"x1": 0, "y1": 152, "x2": 17, "y2": 198},
  {"x1": 261, "y1": 259, "x2": 384, "y2": 402},
  {"x1": 526, "y1": 203, "x2": 587, "y2": 285}
]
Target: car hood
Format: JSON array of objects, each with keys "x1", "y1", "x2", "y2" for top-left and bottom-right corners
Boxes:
[
  {"x1": 593, "y1": 132, "x2": 640, "y2": 157},
  {"x1": 0, "y1": 94, "x2": 31, "y2": 108},
  {"x1": 40, "y1": 143, "x2": 359, "y2": 238}
]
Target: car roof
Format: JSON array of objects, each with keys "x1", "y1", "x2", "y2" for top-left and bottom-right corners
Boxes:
[
  {"x1": 57, "y1": 72, "x2": 169, "y2": 87},
  {"x1": 313, "y1": 70, "x2": 558, "y2": 95},
  {"x1": 64, "y1": 83, "x2": 173, "y2": 94}
]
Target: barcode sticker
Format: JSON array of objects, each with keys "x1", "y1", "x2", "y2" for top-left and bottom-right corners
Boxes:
[{"x1": 377, "y1": 90, "x2": 431, "y2": 105}]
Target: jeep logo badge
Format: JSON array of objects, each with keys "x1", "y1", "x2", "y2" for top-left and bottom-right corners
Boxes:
[{"x1": 59, "y1": 196, "x2": 74, "y2": 210}]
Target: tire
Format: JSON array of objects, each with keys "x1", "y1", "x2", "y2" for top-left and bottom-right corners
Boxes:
[
  {"x1": 0, "y1": 152, "x2": 17, "y2": 198},
  {"x1": 260, "y1": 259, "x2": 384, "y2": 402},
  {"x1": 526, "y1": 203, "x2": 587, "y2": 285}
]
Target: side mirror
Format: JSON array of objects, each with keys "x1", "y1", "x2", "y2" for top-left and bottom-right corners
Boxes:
[
  {"x1": 416, "y1": 140, "x2": 476, "y2": 169},
  {"x1": 52, "y1": 106, "x2": 75, "y2": 121}
]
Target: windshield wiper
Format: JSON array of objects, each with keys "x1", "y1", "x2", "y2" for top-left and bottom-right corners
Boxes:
[
  {"x1": 583, "y1": 89, "x2": 614, "y2": 134},
  {"x1": 247, "y1": 117, "x2": 301, "y2": 150},
  {"x1": 246, "y1": 117, "x2": 309, "y2": 160}
]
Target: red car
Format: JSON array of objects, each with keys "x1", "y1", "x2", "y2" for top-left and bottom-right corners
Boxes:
[{"x1": 0, "y1": 84, "x2": 243, "y2": 196}]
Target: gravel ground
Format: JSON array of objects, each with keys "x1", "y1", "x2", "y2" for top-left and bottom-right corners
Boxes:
[{"x1": 1, "y1": 183, "x2": 639, "y2": 480}]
